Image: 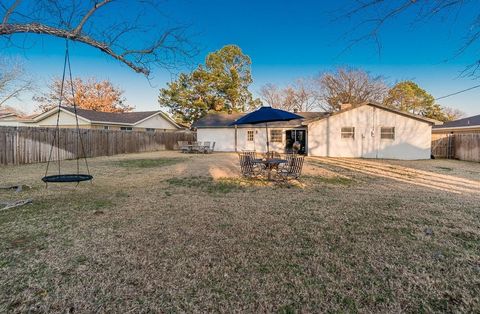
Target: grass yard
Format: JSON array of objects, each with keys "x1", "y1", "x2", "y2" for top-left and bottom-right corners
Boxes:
[{"x1": 1, "y1": 152, "x2": 479, "y2": 312}]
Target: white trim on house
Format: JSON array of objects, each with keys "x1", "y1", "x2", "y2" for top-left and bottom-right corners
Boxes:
[
  {"x1": 131, "y1": 111, "x2": 181, "y2": 129},
  {"x1": 29, "y1": 106, "x2": 92, "y2": 124}
]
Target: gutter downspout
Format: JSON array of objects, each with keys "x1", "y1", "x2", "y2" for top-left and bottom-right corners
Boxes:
[{"x1": 234, "y1": 125, "x2": 238, "y2": 152}]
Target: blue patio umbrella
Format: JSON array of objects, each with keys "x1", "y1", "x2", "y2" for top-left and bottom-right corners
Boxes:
[{"x1": 230, "y1": 106, "x2": 302, "y2": 153}]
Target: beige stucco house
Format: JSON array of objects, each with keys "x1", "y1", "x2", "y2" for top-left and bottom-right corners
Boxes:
[
  {"x1": 193, "y1": 103, "x2": 439, "y2": 160},
  {"x1": 0, "y1": 106, "x2": 182, "y2": 131}
]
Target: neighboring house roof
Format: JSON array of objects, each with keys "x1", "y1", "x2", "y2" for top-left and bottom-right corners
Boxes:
[
  {"x1": 0, "y1": 107, "x2": 22, "y2": 119},
  {"x1": 0, "y1": 113, "x2": 16, "y2": 119},
  {"x1": 192, "y1": 111, "x2": 327, "y2": 128},
  {"x1": 432, "y1": 114, "x2": 480, "y2": 130},
  {"x1": 30, "y1": 106, "x2": 181, "y2": 128}
]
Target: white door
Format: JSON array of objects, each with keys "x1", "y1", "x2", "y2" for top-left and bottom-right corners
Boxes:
[{"x1": 244, "y1": 129, "x2": 256, "y2": 151}]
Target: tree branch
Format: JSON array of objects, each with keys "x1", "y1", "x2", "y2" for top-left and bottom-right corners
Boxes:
[
  {"x1": 73, "y1": 0, "x2": 112, "y2": 36},
  {"x1": 0, "y1": 22, "x2": 152, "y2": 75},
  {"x1": 2, "y1": 0, "x2": 22, "y2": 25}
]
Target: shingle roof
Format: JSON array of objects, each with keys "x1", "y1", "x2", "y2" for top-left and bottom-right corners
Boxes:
[
  {"x1": 60, "y1": 106, "x2": 162, "y2": 124},
  {"x1": 192, "y1": 111, "x2": 328, "y2": 128},
  {"x1": 433, "y1": 114, "x2": 480, "y2": 129}
]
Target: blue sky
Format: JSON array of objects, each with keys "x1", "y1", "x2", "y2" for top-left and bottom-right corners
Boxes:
[{"x1": 4, "y1": 0, "x2": 480, "y2": 116}]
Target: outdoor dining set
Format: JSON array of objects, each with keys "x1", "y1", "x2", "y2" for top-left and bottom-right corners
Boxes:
[
  {"x1": 178, "y1": 141, "x2": 215, "y2": 154},
  {"x1": 238, "y1": 151, "x2": 304, "y2": 181}
]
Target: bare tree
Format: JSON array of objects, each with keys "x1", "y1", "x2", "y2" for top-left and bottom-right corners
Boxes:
[
  {"x1": 0, "y1": 0, "x2": 195, "y2": 76},
  {"x1": 291, "y1": 78, "x2": 322, "y2": 112},
  {"x1": 259, "y1": 79, "x2": 321, "y2": 112},
  {"x1": 259, "y1": 83, "x2": 283, "y2": 108},
  {"x1": 318, "y1": 67, "x2": 388, "y2": 111},
  {"x1": 336, "y1": 0, "x2": 480, "y2": 76},
  {"x1": 442, "y1": 106, "x2": 465, "y2": 121},
  {"x1": 0, "y1": 58, "x2": 33, "y2": 107}
]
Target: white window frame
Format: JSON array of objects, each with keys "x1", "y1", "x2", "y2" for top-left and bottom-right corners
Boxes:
[
  {"x1": 120, "y1": 127, "x2": 133, "y2": 132},
  {"x1": 270, "y1": 130, "x2": 282, "y2": 143},
  {"x1": 247, "y1": 130, "x2": 254, "y2": 142},
  {"x1": 380, "y1": 127, "x2": 395, "y2": 140},
  {"x1": 103, "y1": 126, "x2": 109, "y2": 130},
  {"x1": 341, "y1": 127, "x2": 355, "y2": 139}
]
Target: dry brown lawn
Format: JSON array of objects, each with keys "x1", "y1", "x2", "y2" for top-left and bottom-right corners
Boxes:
[{"x1": 0, "y1": 152, "x2": 479, "y2": 313}]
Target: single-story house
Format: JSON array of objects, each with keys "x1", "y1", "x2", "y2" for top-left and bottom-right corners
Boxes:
[
  {"x1": 432, "y1": 114, "x2": 480, "y2": 134},
  {"x1": 193, "y1": 102, "x2": 440, "y2": 160},
  {"x1": 0, "y1": 107, "x2": 33, "y2": 127},
  {"x1": 0, "y1": 106, "x2": 182, "y2": 131}
]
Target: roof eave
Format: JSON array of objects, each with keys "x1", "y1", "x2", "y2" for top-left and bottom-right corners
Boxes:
[{"x1": 433, "y1": 125, "x2": 480, "y2": 131}]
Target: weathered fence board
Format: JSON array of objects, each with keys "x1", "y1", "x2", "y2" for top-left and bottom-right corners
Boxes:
[
  {"x1": 0, "y1": 126, "x2": 195, "y2": 165},
  {"x1": 432, "y1": 133, "x2": 480, "y2": 162}
]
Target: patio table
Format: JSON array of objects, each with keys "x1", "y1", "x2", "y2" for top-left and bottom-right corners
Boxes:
[{"x1": 252, "y1": 158, "x2": 287, "y2": 180}]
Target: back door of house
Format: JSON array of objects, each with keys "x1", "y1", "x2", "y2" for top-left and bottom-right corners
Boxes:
[{"x1": 285, "y1": 130, "x2": 306, "y2": 154}]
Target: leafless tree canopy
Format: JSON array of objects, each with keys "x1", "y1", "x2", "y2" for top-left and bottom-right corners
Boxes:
[
  {"x1": 259, "y1": 79, "x2": 322, "y2": 112},
  {"x1": 260, "y1": 69, "x2": 388, "y2": 112},
  {"x1": 318, "y1": 67, "x2": 388, "y2": 111},
  {"x1": 337, "y1": 0, "x2": 480, "y2": 76},
  {"x1": 0, "y1": 57, "x2": 33, "y2": 107},
  {"x1": 0, "y1": 0, "x2": 195, "y2": 76}
]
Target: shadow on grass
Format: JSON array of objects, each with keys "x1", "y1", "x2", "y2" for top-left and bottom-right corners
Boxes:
[
  {"x1": 303, "y1": 175, "x2": 354, "y2": 185},
  {"x1": 114, "y1": 157, "x2": 185, "y2": 168},
  {"x1": 166, "y1": 176, "x2": 289, "y2": 194}
]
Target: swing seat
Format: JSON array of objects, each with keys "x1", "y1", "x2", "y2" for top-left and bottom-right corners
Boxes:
[{"x1": 42, "y1": 174, "x2": 93, "y2": 183}]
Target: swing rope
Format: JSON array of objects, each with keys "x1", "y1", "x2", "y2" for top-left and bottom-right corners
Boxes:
[{"x1": 42, "y1": 40, "x2": 92, "y2": 185}]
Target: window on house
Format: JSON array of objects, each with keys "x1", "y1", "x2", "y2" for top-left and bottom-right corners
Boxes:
[
  {"x1": 381, "y1": 127, "x2": 395, "y2": 139},
  {"x1": 103, "y1": 126, "x2": 109, "y2": 130},
  {"x1": 247, "y1": 130, "x2": 254, "y2": 142},
  {"x1": 270, "y1": 130, "x2": 282, "y2": 142},
  {"x1": 341, "y1": 127, "x2": 355, "y2": 139},
  {"x1": 120, "y1": 127, "x2": 132, "y2": 131},
  {"x1": 146, "y1": 128, "x2": 155, "y2": 132}
]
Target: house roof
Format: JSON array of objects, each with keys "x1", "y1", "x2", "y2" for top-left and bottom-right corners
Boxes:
[
  {"x1": 193, "y1": 103, "x2": 439, "y2": 129},
  {"x1": 192, "y1": 111, "x2": 327, "y2": 128},
  {"x1": 29, "y1": 106, "x2": 181, "y2": 128},
  {"x1": 302, "y1": 102, "x2": 441, "y2": 125},
  {"x1": 0, "y1": 107, "x2": 22, "y2": 119},
  {"x1": 60, "y1": 106, "x2": 161, "y2": 124},
  {"x1": 432, "y1": 114, "x2": 480, "y2": 130}
]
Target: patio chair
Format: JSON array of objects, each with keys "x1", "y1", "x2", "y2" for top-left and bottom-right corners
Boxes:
[
  {"x1": 204, "y1": 142, "x2": 215, "y2": 154},
  {"x1": 202, "y1": 141, "x2": 211, "y2": 153},
  {"x1": 178, "y1": 141, "x2": 190, "y2": 153},
  {"x1": 277, "y1": 155, "x2": 304, "y2": 181},
  {"x1": 238, "y1": 153, "x2": 263, "y2": 178},
  {"x1": 242, "y1": 150, "x2": 258, "y2": 159},
  {"x1": 191, "y1": 141, "x2": 202, "y2": 153},
  {"x1": 264, "y1": 151, "x2": 281, "y2": 159}
]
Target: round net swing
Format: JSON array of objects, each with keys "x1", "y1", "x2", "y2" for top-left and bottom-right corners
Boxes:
[{"x1": 42, "y1": 41, "x2": 93, "y2": 186}]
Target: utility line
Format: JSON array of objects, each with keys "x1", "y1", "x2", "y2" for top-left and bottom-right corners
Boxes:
[{"x1": 435, "y1": 84, "x2": 480, "y2": 100}]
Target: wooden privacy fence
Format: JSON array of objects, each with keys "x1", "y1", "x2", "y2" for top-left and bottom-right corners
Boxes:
[
  {"x1": 0, "y1": 126, "x2": 196, "y2": 165},
  {"x1": 432, "y1": 133, "x2": 480, "y2": 162}
]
